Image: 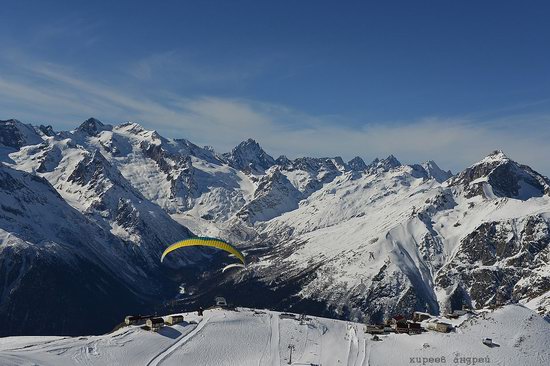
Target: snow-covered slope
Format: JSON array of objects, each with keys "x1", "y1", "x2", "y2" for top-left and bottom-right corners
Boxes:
[
  {"x1": 7, "y1": 131, "x2": 196, "y2": 269},
  {"x1": 0, "y1": 305, "x2": 547, "y2": 366},
  {"x1": 237, "y1": 165, "x2": 449, "y2": 321},
  {"x1": 231, "y1": 151, "x2": 550, "y2": 322},
  {"x1": 236, "y1": 168, "x2": 303, "y2": 224}
]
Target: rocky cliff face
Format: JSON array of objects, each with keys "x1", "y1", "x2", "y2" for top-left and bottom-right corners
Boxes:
[{"x1": 435, "y1": 215, "x2": 550, "y2": 312}]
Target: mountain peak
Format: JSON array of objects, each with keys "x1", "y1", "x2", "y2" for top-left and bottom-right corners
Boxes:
[
  {"x1": 37, "y1": 125, "x2": 55, "y2": 137},
  {"x1": 451, "y1": 151, "x2": 550, "y2": 200},
  {"x1": 367, "y1": 154, "x2": 402, "y2": 172},
  {"x1": 275, "y1": 155, "x2": 292, "y2": 167},
  {"x1": 490, "y1": 149, "x2": 507, "y2": 156},
  {"x1": 236, "y1": 138, "x2": 260, "y2": 149},
  {"x1": 0, "y1": 119, "x2": 43, "y2": 149},
  {"x1": 0, "y1": 118, "x2": 20, "y2": 124},
  {"x1": 77, "y1": 118, "x2": 111, "y2": 136},
  {"x1": 476, "y1": 150, "x2": 511, "y2": 166},
  {"x1": 347, "y1": 156, "x2": 367, "y2": 171},
  {"x1": 224, "y1": 138, "x2": 275, "y2": 172},
  {"x1": 117, "y1": 121, "x2": 145, "y2": 134},
  {"x1": 233, "y1": 138, "x2": 260, "y2": 153},
  {"x1": 421, "y1": 160, "x2": 453, "y2": 183},
  {"x1": 382, "y1": 154, "x2": 401, "y2": 166}
]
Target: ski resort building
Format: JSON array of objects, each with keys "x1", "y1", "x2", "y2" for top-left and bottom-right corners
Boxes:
[
  {"x1": 387, "y1": 315, "x2": 408, "y2": 333},
  {"x1": 389, "y1": 315, "x2": 406, "y2": 328},
  {"x1": 412, "y1": 311, "x2": 432, "y2": 322},
  {"x1": 146, "y1": 318, "x2": 164, "y2": 331},
  {"x1": 124, "y1": 315, "x2": 142, "y2": 325},
  {"x1": 166, "y1": 315, "x2": 184, "y2": 325},
  {"x1": 425, "y1": 321, "x2": 453, "y2": 333},
  {"x1": 407, "y1": 322, "x2": 422, "y2": 334}
]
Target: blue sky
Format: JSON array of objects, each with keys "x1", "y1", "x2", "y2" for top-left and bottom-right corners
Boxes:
[{"x1": 1, "y1": 0, "x2": 549, "y2": 174}]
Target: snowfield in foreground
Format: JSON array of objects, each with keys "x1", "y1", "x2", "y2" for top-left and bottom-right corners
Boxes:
[{"x1": 0, "y1": 305, "x2": 547, "y2": 366}]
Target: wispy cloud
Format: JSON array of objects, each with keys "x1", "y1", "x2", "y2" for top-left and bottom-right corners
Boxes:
[
  {"x1": 125, "y1": 50, "x2": 268, "y2": 87},
  {"x1": 126, "y1": 51, "x2": 178, "y2": 81},
  {"x1": 1, "y1": 54, "x2": 549, "y2": 176}
]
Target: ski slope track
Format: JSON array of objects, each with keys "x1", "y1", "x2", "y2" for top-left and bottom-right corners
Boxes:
[{"x1": 146, "y1": 315, "x2": 208, "y2": 366}]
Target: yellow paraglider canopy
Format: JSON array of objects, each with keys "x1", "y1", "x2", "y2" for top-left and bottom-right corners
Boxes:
[{"x1": 161, "y1": 237, "x2": 245, "y2": 265}]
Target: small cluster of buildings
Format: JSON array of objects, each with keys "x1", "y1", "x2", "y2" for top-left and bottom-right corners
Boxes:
[
  {"x1": 366, "y1": 311, "x2": 455, "y2": 336},
  {"x1": 124, "y1": 296, "x2": 230, "y2": 332},
  {"x1": 366, "y1": 306, "x2": 479, "y2": 337},
  {"x1": 124, "y1": 314, "x2": 185, "y2": 332}
]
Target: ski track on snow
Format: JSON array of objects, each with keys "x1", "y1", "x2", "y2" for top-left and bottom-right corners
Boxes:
[
  {"x1": 269, "y1": 314, "x2": 281, "y2": 366},
  {"x1": 145, "y1": 317, "x2": 208, "y2": 366}
]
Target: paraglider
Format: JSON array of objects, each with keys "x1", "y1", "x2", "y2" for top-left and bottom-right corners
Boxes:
[{"x1": 161, "y1": 237, "x2": 246, "y2": 266}]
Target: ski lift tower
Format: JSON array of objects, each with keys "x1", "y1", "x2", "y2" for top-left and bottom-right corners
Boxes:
[{"x1": 287, "y1": 344, "x2": 295, "y2": 364}]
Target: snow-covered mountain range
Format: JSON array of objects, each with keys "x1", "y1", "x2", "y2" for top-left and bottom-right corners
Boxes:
[{"x1": 1, "y1": 118, "x2": 549, "y2": 336}]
